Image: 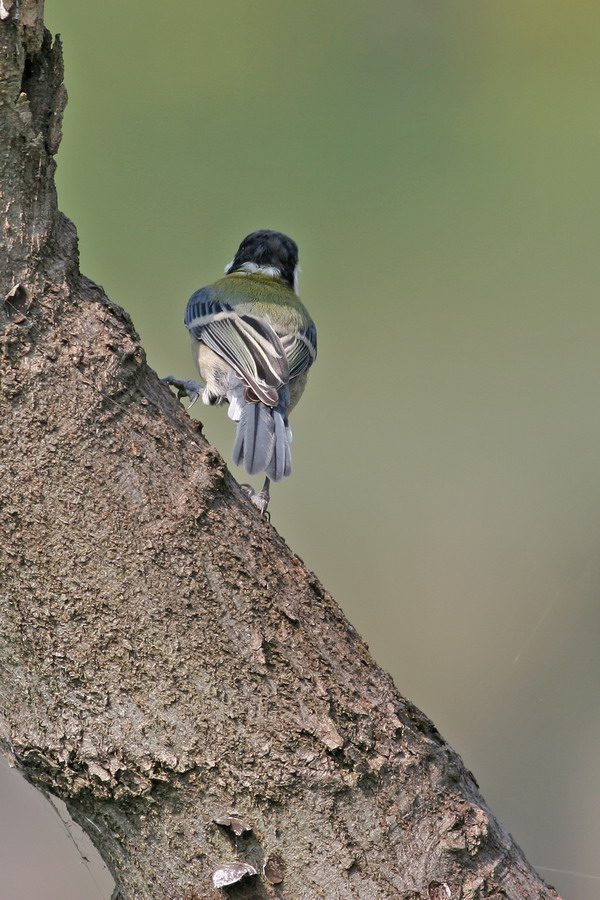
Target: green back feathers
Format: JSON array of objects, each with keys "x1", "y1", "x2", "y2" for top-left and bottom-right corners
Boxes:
[{"x1": 212, "y1": 273, "x2": 313, "y2": 331}]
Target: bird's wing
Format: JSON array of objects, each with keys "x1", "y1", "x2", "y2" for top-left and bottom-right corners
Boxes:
[
  {"x1": 185, "y1": 287, "x2": 289, "y2": 407},
  {"x1": 280, "y1": 321, "x2": 318, "y2": 381}
]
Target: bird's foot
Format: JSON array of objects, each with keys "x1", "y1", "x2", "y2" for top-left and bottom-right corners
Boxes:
[
  {"x1": 240, "y1": 478, "x2": 271, "y2": 518},
  {"x1": 163, "y1": 376, "x2": 204, "y2": 409}
]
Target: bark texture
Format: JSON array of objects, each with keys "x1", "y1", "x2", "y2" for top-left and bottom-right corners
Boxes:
[{"x1": 0, "y1": 7, "x2": 561, "y2": 900}]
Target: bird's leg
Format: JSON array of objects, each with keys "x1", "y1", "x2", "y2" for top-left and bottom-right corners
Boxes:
[
  {"x1": 241, "y1": 477, "x2": 271, "y2": 516},
  {"x1": 254, "y1": 477, "x2": 271, "y2": 514},
  {"x1": 162, "y1": 375, "x2": 204, "y2": 409}
]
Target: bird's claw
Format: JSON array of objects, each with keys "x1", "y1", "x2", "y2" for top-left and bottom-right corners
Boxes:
[
  {"x1": 240, "y1": 484, "x2": 270, "y2": 519},
  {"x1": 162, "y1": 376, "x2": 203, "y2": 409}
]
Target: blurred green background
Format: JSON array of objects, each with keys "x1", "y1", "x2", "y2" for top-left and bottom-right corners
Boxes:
[{"x1": 4, "y1": 1, "x2": 600, "y2": 897}]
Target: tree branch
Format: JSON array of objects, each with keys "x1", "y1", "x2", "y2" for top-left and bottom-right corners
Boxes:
[{"x1": 0, "y1": 7, "x2": 560, "y2": 900}]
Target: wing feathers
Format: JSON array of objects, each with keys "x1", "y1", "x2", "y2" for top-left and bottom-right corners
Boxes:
[
  {"x1": 185, "y1": 288, "x2": 316, "y2": 393},
  {"x1": 185, "y1": 288, "x2": 289, "y2": 407},
  {"x1": 280, "y1": 322, "x2": 317, "y2": 380}
]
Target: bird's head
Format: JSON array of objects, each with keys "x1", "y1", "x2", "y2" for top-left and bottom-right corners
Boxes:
[{"x1": 225, "y1": 230, "x2": 300, "y2": 293}]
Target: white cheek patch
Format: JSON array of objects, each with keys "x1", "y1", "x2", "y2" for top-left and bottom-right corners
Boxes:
[
  {"x1": 234, "y1": 262, "x2": 283, "y2": 279},
  {"x1": 224, "y1": 260, "x2": 300, "y2": 293}
]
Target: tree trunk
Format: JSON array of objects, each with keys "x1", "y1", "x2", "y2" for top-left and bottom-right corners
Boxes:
[{"x1": 0, "y1": 6, "x2": 560, "y2": 900}]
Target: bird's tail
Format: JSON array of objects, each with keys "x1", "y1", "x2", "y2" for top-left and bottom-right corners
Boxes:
[{"x1": 232, "y1": 401, "x2": 292, "y2": 482}]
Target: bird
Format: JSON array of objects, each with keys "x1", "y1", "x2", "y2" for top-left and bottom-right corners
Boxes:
[{"x1": 164, "y1": 230, "x2": 317, "y2": 514}]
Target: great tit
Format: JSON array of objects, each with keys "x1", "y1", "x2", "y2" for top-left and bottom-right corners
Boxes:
[{"x1": 164, "y1": 230, "x2": 317, "y2": 513}]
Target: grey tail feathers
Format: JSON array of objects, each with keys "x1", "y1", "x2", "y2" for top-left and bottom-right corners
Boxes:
[{"x1": 232, "y1": 402, "x2": 291, "y2": 482}]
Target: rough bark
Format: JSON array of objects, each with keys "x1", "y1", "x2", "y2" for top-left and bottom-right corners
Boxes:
[{"x1": 0, "y1": 6, "x2": 560, "y2": 900}]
